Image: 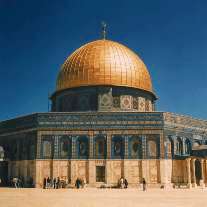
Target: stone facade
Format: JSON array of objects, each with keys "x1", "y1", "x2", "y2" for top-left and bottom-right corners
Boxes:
[{"x1": 0, "y1": 112, "x2": 207, "y2": 188}]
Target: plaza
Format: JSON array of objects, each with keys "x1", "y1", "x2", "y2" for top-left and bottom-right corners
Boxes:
[{"x1": 0, "y1": 187, "x2": 207, "y2": 207}]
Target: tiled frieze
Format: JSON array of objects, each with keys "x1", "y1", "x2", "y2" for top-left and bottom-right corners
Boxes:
[
  {"x1": 1, "y1": 112, "x2": 207, "y2": 137},
  {"x1": 0, "y1": 112, "x2": 164, "y2": 135}
]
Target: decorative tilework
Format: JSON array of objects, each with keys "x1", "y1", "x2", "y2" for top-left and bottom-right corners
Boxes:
[
  {"x1": 138, "y1": 97, "x2": 145, "y2": 112},
  {"x1": 99, "y1": 94, "x2": 112, "y2": 110},
  {"x1": 145, "y1": 99, "x2": 149, "y2": 111},
  {"x1": 120, "y1": 95, "x2": 132, "y2": 110},
  {"x1": 148, "y1": 100, "x2": 152, "y2": 111},
  {"x1": 0, "y1": 112, "x2": 164, "y2": 134},
  {"x1": 133, "y1": 97, "x2": 138, "y2": 110},
  {"x1": 113, "y1": 97, "x2": 120, "y2": 108}
]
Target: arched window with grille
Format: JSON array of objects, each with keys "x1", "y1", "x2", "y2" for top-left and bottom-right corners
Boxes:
[
  {"x1": 76, "y1": 136, "x2": 89, "y2": 159},
  {"x1": 94, "y1": 135, "x2": 106, "y2": 159},
  {"x1": 147, "y1": 140, "x2": 157, "y2": 158},
  {"x1": 60, "y1": 136, "x2": 72, "y2": 159},
  {"x1": 128, "y1": 136, "x2": 142, "y2": 159},
  {"x1": 112, "y1": 135, "x2": 124, "y2": 159}
]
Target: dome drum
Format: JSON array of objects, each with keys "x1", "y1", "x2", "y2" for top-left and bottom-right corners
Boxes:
[{"x1": 51, "y1": 85, "x2": 155, "y2": 112}]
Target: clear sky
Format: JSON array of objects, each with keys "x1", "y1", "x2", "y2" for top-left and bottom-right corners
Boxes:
[{"x1": 0, "y1": 0, "x2": 207, "y2": 120}]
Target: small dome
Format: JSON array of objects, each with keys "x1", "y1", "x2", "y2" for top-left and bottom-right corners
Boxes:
[{"x1": 56, "y1": 39, "x2": 154, "y2": 95}]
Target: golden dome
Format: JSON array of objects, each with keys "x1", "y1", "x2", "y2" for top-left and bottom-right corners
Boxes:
[{"x1": 56, "y1": 39, "x2": 153, "y2": 94}]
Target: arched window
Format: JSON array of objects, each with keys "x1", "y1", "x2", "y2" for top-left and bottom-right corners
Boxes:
[
  {"x1": 77, "y1": 136, "x2": 89, "y2": 158},
  {"x1": 95, "y1": 136, "x2": 106, "y2": 158},
  {"x1": 43, "y1": 140, "x2": 53, "y2": 158},
  {"x1": 129, "y1": 136, "x2": 142, "y2": 159},
  {"x1": 148, "y1": 140, "x2": 157, "y2": 158},
  {"x1": 176, "y1": 137, "x2": 183, "y2": 155},
  {"x1": 112, "y1": 136, "x2": 124, "y2": 159},
  {"x1": 184, "y1": 139, "x2": 191, "y2": 155},
  {"x1": 60, "y1": 136, "x2": 71, "y2": 158}
]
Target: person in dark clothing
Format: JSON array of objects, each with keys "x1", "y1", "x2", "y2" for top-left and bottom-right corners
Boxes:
[
  {"x1": 46, "y1": 177, "x2": 50, "y2": 189},
  {"x1": 56, "y1": 177, "x2": 60, "y2": 189},
  {"x1": 43, "y1": 177, "x2": 46, "y2": 189},
  {"x1": 75, "y1": 178, "x2": 81, "y2": 189},
  {"x1": 53, "y1": 178, "x2": 56, "y2": 189},
  {"x1": 142, "y1": 178, "x2": 146, "y2": 191},
  {"x1": 124, "y1": 178, "x2": 128, "y2": 188},
  {"x1": 28, "y1": 177, "x2": 33, "y2": 188}
]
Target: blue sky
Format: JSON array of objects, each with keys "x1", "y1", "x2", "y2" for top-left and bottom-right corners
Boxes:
[{"x1": 0, "y1": 0, "x2": 207, "y2": 120}]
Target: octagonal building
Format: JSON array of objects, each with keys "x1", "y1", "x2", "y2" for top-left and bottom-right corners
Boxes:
[{"x1": 0, "y1": 37, "x2": 207, "y2": 188}]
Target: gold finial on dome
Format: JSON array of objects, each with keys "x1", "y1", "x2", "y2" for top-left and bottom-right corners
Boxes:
[{"x1": 101, "y1": 21, "x2": 107, "y2": 39}]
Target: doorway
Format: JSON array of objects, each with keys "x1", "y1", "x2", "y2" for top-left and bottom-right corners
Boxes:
[
  {"x1": 96, "y1": 166, "x2": 105, "y2": 182},
  {"x1": 0, "y1": 161, "x2": 8, "y2": 186}
]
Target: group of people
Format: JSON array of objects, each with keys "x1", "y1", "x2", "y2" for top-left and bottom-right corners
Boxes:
[
  {"x1": 118, "y1": 177, "x2": 146, "y2": 191},
  {"x1": 75, "y1": 177, "x2": 86, "y2": 189},
  {"x1": 43, "y1": 177, "x2": 63, "y2": 189},
  {"x1": 42, "y1": 177, "x2": 147, "y2": 190},
  {"x1": 42, "y1": 177, "x2": 86, "y2": 189},
  {"x1": 11, "y1": 177, "x2": 33, "y2": 188},
  {"x1": 118, "y1": 177, "x2": 128, "y2": 189}
]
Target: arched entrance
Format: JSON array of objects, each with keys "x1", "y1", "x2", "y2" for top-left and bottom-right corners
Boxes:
[
  {"x1": 195, "y1": 159, "x2": 201, "y2": 186},
  {"x1": 0, "y1": 146, "x2": 8, "y2": 186}
]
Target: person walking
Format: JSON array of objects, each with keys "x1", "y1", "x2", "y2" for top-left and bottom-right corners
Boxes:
[
  {"x1": 13, "y1": 178, "x2": 18, "y2": 188},
  {"x1": 56, "y1": 177, "x2": 60, "y2": 189},
  {"x1": 124, "y1": 178, "x2": 128, "y2": 188},
  {"x1": 46, "y1": 177, "x2": 50, "y2": 189},
  {"x1": 142, "y1": 178, "x2": 146, "y2": 191},
  {"x1": 120, "y1": 177, "x2": 124, "y2": 189},
  {"x1": 83, "y1": 178, "x2": 86, "y2": 188},
  {"x1": 53, "y1": 177, "x2": 56, "y2": 189},
  {"x1": 75, "y1": 178, "x2": 80, "y2": 189},
  {"x1": 43, "y1": 177, "x2": 46, "y2": 189}
]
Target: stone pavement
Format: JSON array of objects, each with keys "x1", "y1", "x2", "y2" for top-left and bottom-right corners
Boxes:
[{"x1": 0, "y1": 187, "x2": 207, "y2": 207}]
